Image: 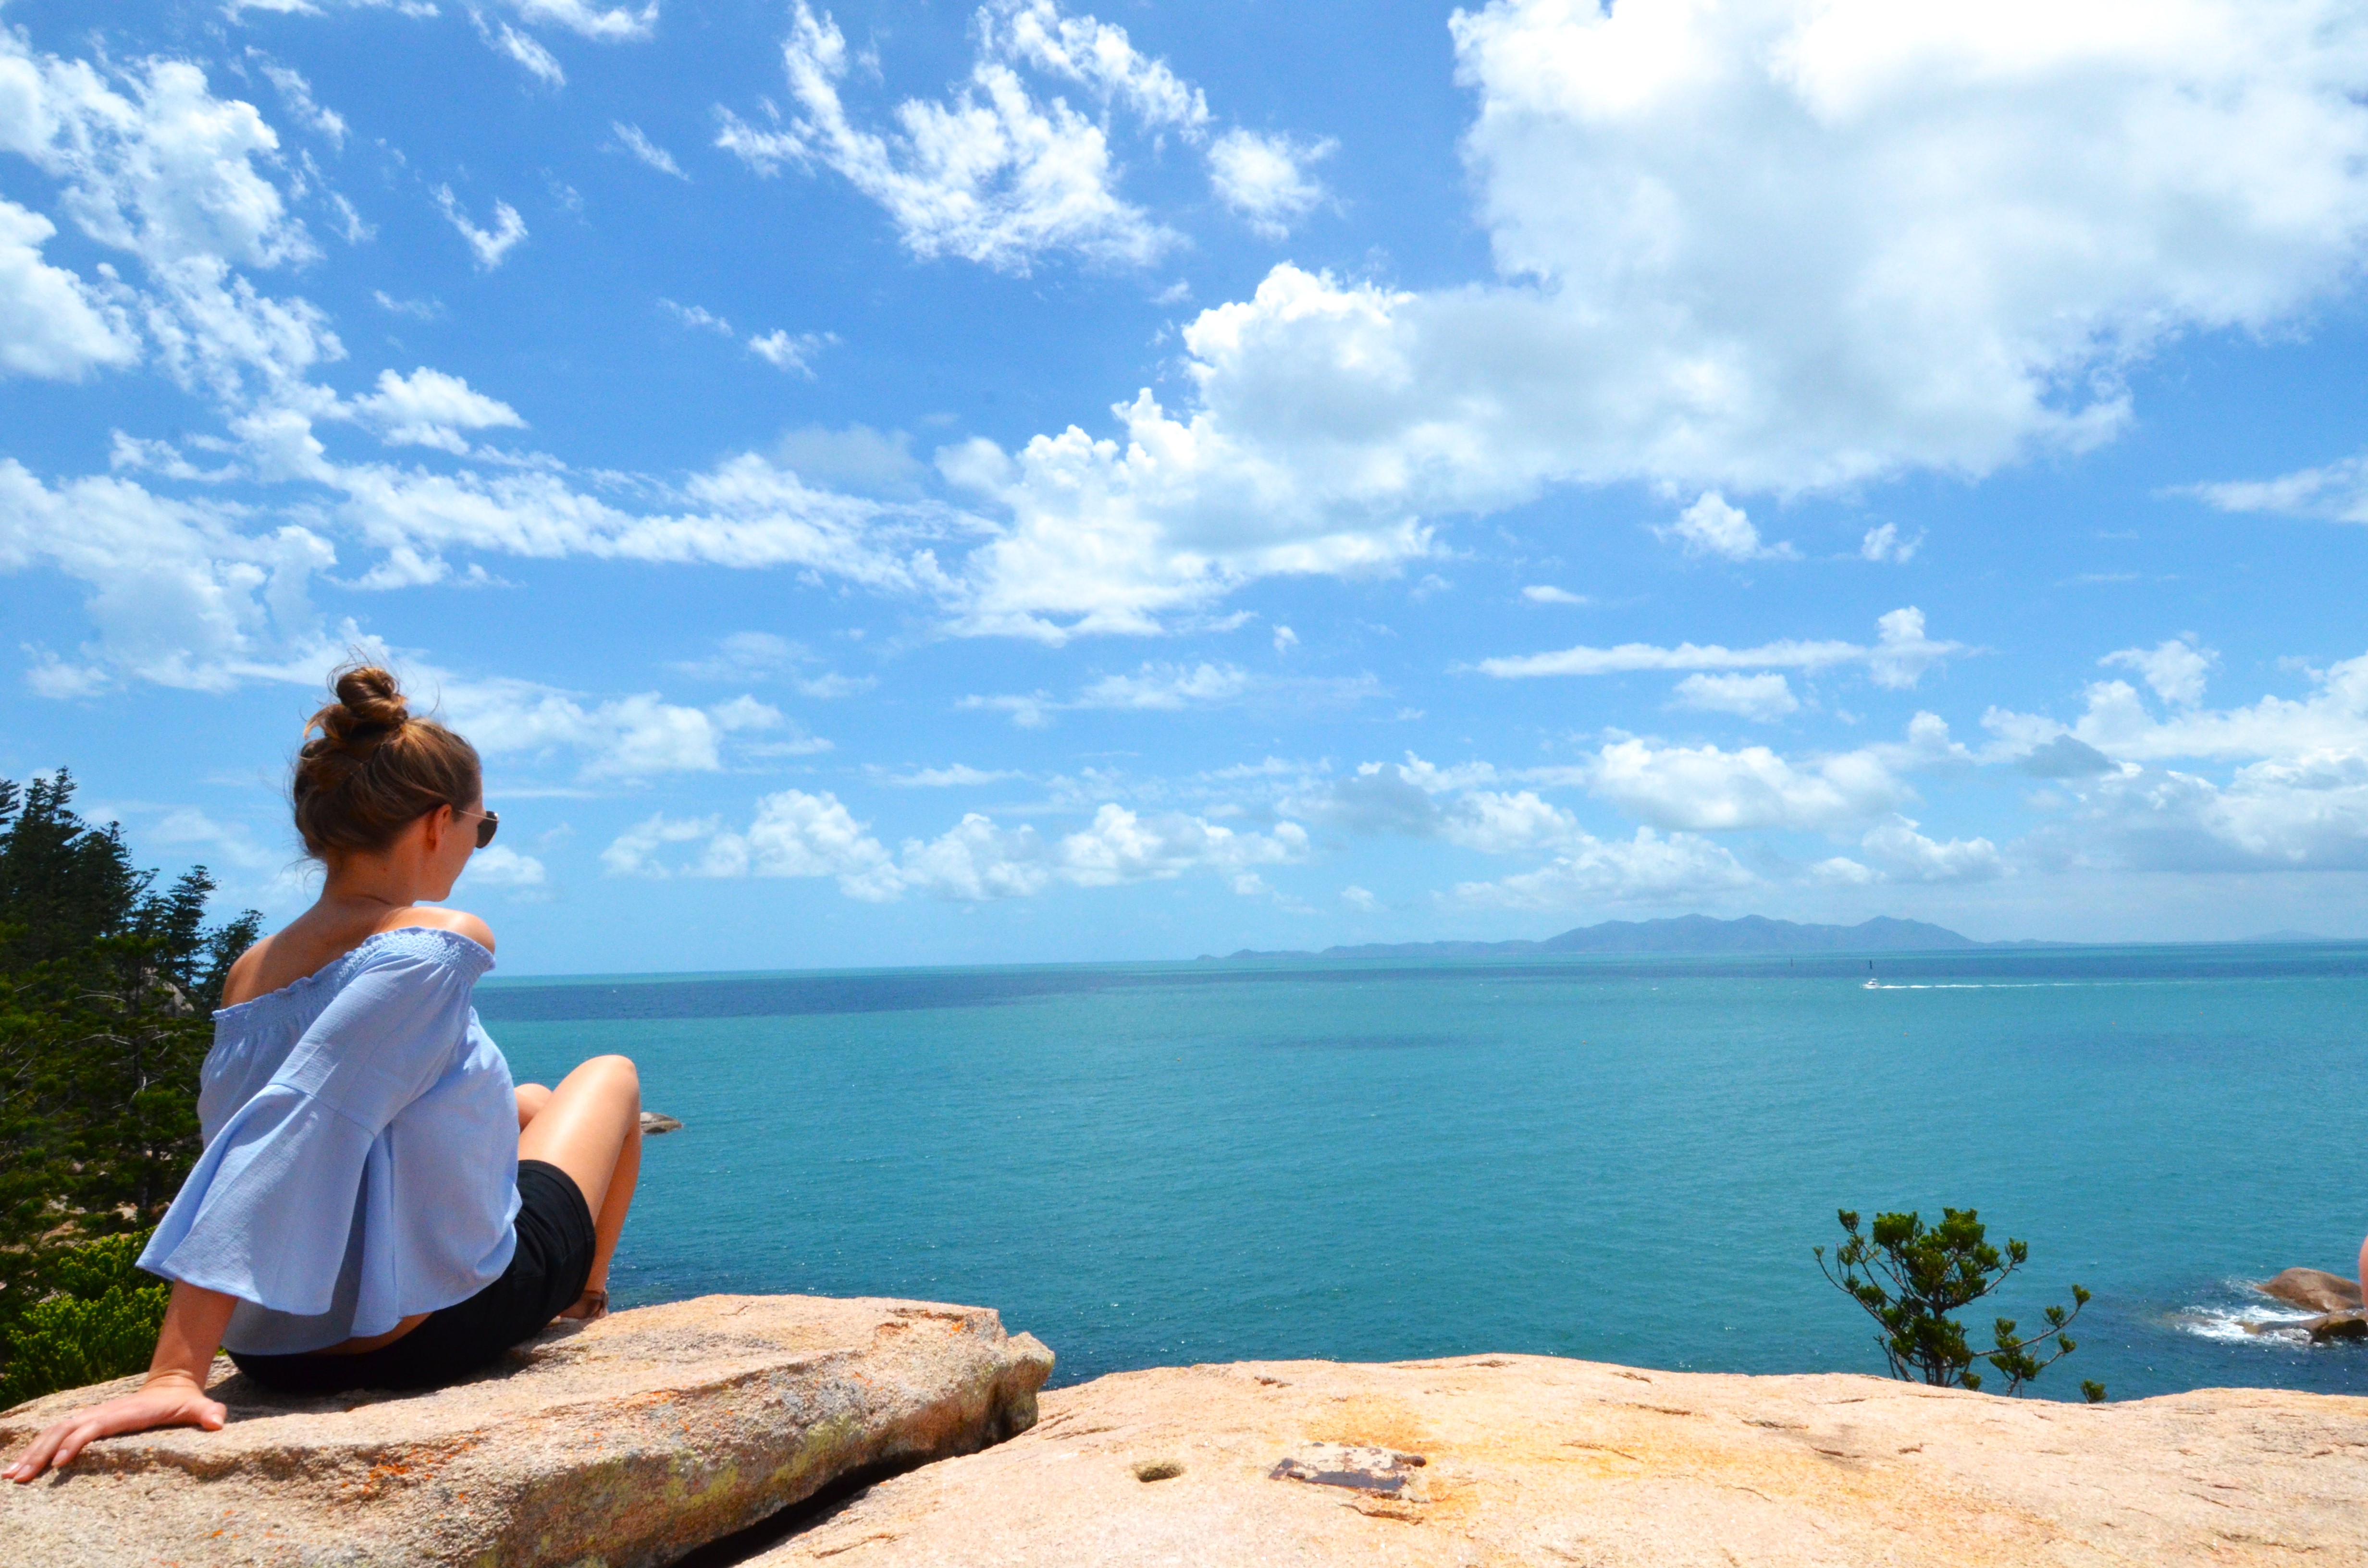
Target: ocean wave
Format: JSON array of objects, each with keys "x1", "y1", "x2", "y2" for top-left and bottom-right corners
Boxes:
[{"x1": 2170, "y1": 1283, "x2": 2326, "y2": 1346}]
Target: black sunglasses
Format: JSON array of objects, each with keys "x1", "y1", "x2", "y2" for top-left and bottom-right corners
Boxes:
[{"x1": 464, "y1": 808, "x2": 499, "y2": 849}]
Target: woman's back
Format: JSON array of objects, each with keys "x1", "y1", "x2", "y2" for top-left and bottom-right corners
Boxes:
[{"x1": 147, "y1": 925, "x2": 520, "y2": 1356}]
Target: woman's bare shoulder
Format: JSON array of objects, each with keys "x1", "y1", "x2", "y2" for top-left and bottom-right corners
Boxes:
[
  {"x1": 381, "y1": 906, "x2": 496, "y2": 955},
  {"x1": 219, "y1": 936, "x2": 274, "y2": 1008}
]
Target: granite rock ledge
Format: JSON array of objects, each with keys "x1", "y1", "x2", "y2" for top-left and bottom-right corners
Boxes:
[
  {"x1": 762, "y1": 1355, "x2": 2368, "y2": 1567},
  {"x1": 0, "y1": 1294, "x2": 1053, "y2": 1568}
]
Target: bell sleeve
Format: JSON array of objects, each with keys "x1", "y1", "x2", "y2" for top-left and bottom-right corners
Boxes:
[{"x1": 138, "y1": 932, "x2": 494, "y2": 1317}]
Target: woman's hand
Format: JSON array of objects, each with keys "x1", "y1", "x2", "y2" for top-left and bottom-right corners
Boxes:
[
  {"x1": 3, "y1": 1372, "x2": 225, "y2": 1482},
  {"x1": 6, "y1": 1276, "x2": 239, "y2": 1483}
]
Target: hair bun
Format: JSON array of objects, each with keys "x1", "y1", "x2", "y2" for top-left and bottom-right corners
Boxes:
[
  {"x1": 292, "y1": 662, "x2": 482, "y2": 859},
  {"x1": 314, "y1": 664, "x2": 411, "y2": 749}
]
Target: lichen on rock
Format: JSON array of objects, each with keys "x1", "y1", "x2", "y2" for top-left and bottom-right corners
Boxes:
[{"x1": 755, "y1": 1354, "x2": 2368, "y2": 1566}]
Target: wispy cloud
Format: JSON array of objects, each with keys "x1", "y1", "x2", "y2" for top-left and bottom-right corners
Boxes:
[
  {"x1": 960, "y1": 662, "x2": 1381, "y2": 728},
  {"x1": 433, "y1": 185, "x2": 529, "y2": 269},
  {"x1": 748, "y1": 328, "x2": 831, "y2": 375},
  {"x1": 868, "y1": 763, "x2": 1025, "y2": 787},
  {"x1": 610, "y1": 120, "x2": 686, "y2": 178},
  {"x1": 1476, "y1": 610, "x2": 1961, "y2": 691}
]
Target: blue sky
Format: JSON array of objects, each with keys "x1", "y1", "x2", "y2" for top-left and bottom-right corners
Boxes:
[{"x1": 5, "y1": 0, "x2": 2368, "y2": 973}]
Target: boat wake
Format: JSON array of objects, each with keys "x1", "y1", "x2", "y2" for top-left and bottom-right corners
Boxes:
[{"x1": 1860, "y1": 980, "x2": 2199, "y2": 991}]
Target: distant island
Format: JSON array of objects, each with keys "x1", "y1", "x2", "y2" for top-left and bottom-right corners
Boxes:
[{"x1": 1205, "y1": 914, "x2": 2046, "y2": 961}]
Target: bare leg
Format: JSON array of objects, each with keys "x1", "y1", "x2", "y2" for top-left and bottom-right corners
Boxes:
[
  {"x1": 2359, "y1": 1232, "x2": 2367, "y2": 1308},
  {"x1": 517, "y1": 1055, "x2": 641, "y2": 1319},
  {"x1": 578, "y1": 1114, "x2": 640, "y2": 1307},
  {"x1": 515, "y1": 1082, "x2": 552, "y2": 1131}
]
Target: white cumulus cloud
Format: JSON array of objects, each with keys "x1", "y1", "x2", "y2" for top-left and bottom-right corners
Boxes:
[
  {"x1": 457, "y1": 844, "x2": 550, "y2": 896},
  {"x1": 2101, "y1": 636, "x2": 2216, "y2": 708},
  {"x1": 440, "y1": 676, "x2": 807, "y2": 781},
  {"x1": 349, "y1": 367, "x2": 527, "y2": 453},
  {"x1": 604, "y1": 790, "x2": 1308, "y2": 903},
  {"x1": 0, "y1": 200, "x2": 139, "y2": 379},
  {"x1": 0, "y1": 32, "x2": 348, "y2": 405},
  {"x1": 0, "y1": 458, "x2": 338, "y2": 693},
  {"x1": 1450, "y1": 826, "x2": 1758, "y2": 910},
  {"x1": 1588, "y1": 735, "x2": 1912, "y2": 833},
  {"x1": 1659, "y1": 492, "x2": 1797, "y2": 562},
  {"x1": 1983, "y1": 654, "x2": 2368, "y2": 768},
  {"x1": 1860, "y1": 522, "x2": 1922, "y2": 564},
  {"x1": 923, "y1": 0, "x2": 2368, "y2": 635},
  {"x1": 1856, "y1": 814, "x2": 2003, "y2": 883},
  {"x1": 1207, "y1": 127, "x2": 1333, "y2": 238},
  {"x1": 1986, "y1": 649, "x2": 2368, "y2": 874}
]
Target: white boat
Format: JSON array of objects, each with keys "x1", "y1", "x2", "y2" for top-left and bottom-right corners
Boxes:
[{"x1": 1862, "y1": 977, "x2": 1880, "y2": 989}]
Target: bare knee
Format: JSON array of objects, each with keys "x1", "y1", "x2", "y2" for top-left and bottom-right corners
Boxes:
[
  {"x1": 515, "y1": 1082, "x2": 554, "y2": 1129},
  {"x1": 568, "y1": 1054, "x2": 640, "y2": 1103}
]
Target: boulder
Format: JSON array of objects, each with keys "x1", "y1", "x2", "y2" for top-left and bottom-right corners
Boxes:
[
  {"x1": 1, "y1": 1294, "x2": 1051, "y2": 1568},
  {"x1": 2303, "y1": 1309, "x2": 2368, "y2": 1343},
  {"x1": 2257, "y1": 1266, "x2": 2361, "y2": 1314},
  {"x1": 641, "y1": 1110, "x2": 684, "y2": 1135},
  {"x1": 757, "y1": 1355, "x2": 2368, "y2": 1566}
]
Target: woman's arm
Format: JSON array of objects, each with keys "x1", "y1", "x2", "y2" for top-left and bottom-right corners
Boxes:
[{"x1": 3, "y1": 1280, "x2": 237, "y2": 1483}]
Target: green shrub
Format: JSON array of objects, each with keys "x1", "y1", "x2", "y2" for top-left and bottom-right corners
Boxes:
[
  {"x1": 0, "y1": 1231, "x2": 169, "y2": 1408},
  {"x1": 1817, "y1": 1207, "x2": 2104, "y2": 1402}
]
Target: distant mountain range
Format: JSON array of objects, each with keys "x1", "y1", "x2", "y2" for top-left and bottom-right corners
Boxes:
[{"x1": 1207, "y1": 914, "x2": 2047, "y2": 961}]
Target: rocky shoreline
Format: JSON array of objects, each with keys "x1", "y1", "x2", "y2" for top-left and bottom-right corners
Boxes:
[
  {"x1": 2254, "y1": 1266, "x2": 2367, "y2": 1341},
  {"x1": 4, "y1": 1288, "x2": 2363, "y2": 1566}
]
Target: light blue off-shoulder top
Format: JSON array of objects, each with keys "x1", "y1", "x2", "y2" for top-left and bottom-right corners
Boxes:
[{"x1": 138, "y1": 926, "x2": 521, "y2": 1356}]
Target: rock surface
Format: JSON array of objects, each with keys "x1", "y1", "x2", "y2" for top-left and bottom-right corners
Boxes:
[
  {"x1": 641, "y1": 1110, "x2": 685, "y2": 1135},
  {"x1": 2257, "y1": 1267, "x2": 2361, "y2": 1314},
  {"x1": 2300, "y1": 1309, "x2": 2368, "y2": 1343},
  {"x1": 758, "y1": 1355, "x2": 2368, "y2": 1566},
  {"x1": 0, "y1": 1294, "x2": 1050, "y2": 1568}
]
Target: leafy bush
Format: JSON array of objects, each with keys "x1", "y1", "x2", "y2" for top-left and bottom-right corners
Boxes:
[
  {"x1": 0, "y1": 1231, "x2": 170, "y2": 1408},
  {"x1": 1817, "y1": 1207, "x2": 2105, "y2": 1401}
]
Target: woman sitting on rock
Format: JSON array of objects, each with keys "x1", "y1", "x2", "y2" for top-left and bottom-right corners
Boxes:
[{"x1": 6, "y1": 666, "x2": 642, "y2": 1482}]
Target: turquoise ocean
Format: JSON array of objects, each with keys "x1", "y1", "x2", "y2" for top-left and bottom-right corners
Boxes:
[{"x1": 479, "y1": 943, "x2": 2368, "y2": 1401}]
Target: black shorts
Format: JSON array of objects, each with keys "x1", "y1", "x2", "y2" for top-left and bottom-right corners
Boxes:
[{"x1": 228, "y1": 1160, "x2": 596, "y2": 1396}]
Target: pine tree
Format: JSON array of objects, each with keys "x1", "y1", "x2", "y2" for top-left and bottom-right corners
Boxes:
[
  {"x1": 1817, "y1": 1208, "x2": 2104, "y2": 1401},
  {"x1": 0, "y1": 771, "x2": 262, "y2": 1404}
]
